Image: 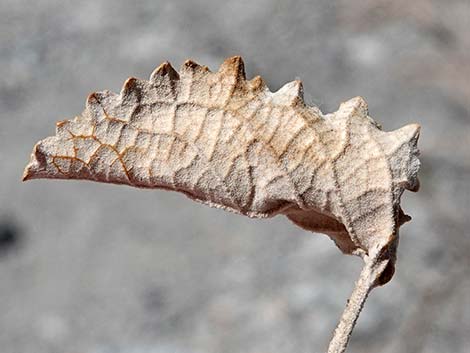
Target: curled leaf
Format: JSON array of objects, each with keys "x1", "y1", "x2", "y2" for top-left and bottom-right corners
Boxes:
[{"x1": 23, "y1": 56, "x2": 420, "y2": 285}]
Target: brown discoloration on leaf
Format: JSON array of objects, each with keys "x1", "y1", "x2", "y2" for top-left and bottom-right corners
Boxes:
[{"x1": 23, "y1": 56, "x2": 420, "y2": 285}]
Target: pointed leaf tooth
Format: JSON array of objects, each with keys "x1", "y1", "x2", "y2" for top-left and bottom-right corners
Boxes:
[
  {"x1": 273, "y1": 80, "x2": 304, "y2": 106},
  {"x1": 120, "y1": 77, "x2": 145, "y2": 106},
  {"x1": 23, "y1": 142, "x2": 46, "y2": 181},
  {"x1": 394, "y1": 123, "x2": 421, "y2": 144},
  {"x1": 385, "y1": 123, "x2": 421, "y2": 192},
  {"x1": 397, "y1": 207, "x2": 412, "y2": 226},
  {"x1": 410, "y1": 177, "x2": 420, "y2": 192},
  {"x1": 400, "y1": 123, "x2": 421, "y2": 192},
  {"x1": 86, "y1": 91, "x2": 100, "y2": 107},
  {"x1": 55, "y1": 120, "x2": 67, "y2": 129},
  {"x1": 150, "y1": 61, "x2": 179, "y2": 82},
  {"x1": 339, "y1": 96, "x2": 369, "y2": 118},
  {"x1": 55, "y1": 119, "x2": 70, "y2": 137},
  {"x1": 218, "y1": 55, "x2": 246, "y2": 80},
  {"x1": 91, "y1": 90, "x2": 116, "y2": 107},
  {"x1": 121, "y1": 77, "x2": 139, "y2": 95},
  {"x1": 248, "y1": 75, "x2": 266, "y2": 91},
  {"x1": 85, "y1": 92, "x2": 104, "y2": 120},
  {"x1": 83, "y1": 90, "x2": 118, "y2": 123},
  {"x1": 385, "y1": 123, "x2": 421, "y2": 156},
  {"x1": 181, "y1": 59, "x2": 202, "y2": 72},
  {"x1": 23, "y1": 136, "x2": 74, "y2": 181}
]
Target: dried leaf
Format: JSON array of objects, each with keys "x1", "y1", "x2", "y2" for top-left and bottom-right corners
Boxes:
[{"x1": 23, "y1": 56, "x2": 420, "y2": 285}]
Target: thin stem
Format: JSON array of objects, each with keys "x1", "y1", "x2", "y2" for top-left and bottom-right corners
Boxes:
[{"x1": 327, "y1": 253, "x2": 390, "y2": 353}]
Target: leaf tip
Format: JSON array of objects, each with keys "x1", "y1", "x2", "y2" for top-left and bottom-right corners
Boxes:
[{"x1": 22, "y1": 142, "x2": 46, "y2": 182}]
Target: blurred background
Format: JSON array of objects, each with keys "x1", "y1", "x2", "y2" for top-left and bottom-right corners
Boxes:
[{"x1": 1, "y1": 1, "x2": 469, "y2": 352}]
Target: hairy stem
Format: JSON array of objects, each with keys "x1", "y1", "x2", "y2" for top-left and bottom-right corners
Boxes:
[{"x1": 327, "y1": 252, "x2": 390, "y2": 353}]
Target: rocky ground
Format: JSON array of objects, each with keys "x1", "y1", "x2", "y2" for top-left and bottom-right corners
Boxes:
[{"x1": 1, "y1": 1, "x2": 469, "y2": 352}]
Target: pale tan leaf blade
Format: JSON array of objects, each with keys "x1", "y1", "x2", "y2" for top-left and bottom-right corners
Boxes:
[{"x1": 23, "y1": 56, "x2": 420, "y2": 285}]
